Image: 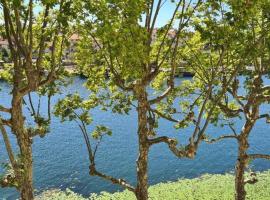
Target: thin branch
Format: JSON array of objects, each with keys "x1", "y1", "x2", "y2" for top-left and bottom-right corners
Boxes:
[
  {"x1": 0, "y1": 118, "x2": 17, "y2": 170},
  {"x1": 35, "y1": 4, "x2": 50, "y2": 70},
  {"x1": 93, "y1": 135, "x2": 103, "y2": 159},
  {"x1": 248, "y1": 154, "x2": 270, "y2": 160},
  {"x1": 0, "y1": 105, "x2": 11, "y2": 113},
  {"x1": 182, "y1": 40, "x2": 209, "y2": 82},
  {"x1": 73, "y1": 112, "x2": 93, "y2": 162},
  {"x1": 155, "y1": 0, "x2": 182, "y2": 64},
  {"x1": 148, "y1": 3, "x2": 190, "y2": 104},
  {"x1": 147, "y1": 0, "x2": 155, "y2": 31},
  {"x1": 47, "y1": 95, "x2": 51, "y2": 121},
  {"x1": 150, "y1": 0, "x2": 163, "y2": 33},
  {"x1": 89, "y1": 166, "x2": 135, "y2": 192},
  {"x1": 77, "y1": 122, "x2": 93, "y2": 162},
  {"x1": 149, "y1": 86, "x2": 173, "y2": 105},
  {"x1": 1, "y1": 0, "x2": 27, "y2": 57},
  {"x1": 191, "y1": 85, "x2": 212, "y2": 142},
  {"x1": 150, "y1": 107, "x2": 178, "y2": 122},
  {"x1": 37, "y1": 95, "x2": 41, "y2": 118},
  {"x1": 28, "y1": 93, "x2": 36, "y2": 116},
  {"x1": 228, "y1": 123, "x2": 238, "y2": 136},
  {"x1": 203, "y1": 134, "x2": 238, "y2": 144},
  {"x1": 147, "y1": 136, "x2": 189, "y2": 157},
  {"x1": 145, "y1": 0, "x2": 154, "y2": 31},
  {"x1": 73, "y1": 112, "x2": 136, "y2": 193},
  {"x1": 156, "y1": 0, "x2": 202, "y2": 70},
  {"x1": 193, "y1": 66, "x2": 240, "y2": 147},
  {"x1": 227, "y1": 88, "x2": 245, "y2": 108}
]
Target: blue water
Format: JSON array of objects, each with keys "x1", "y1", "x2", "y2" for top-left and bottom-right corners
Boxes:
[{"x1": 0, "y1": 77, "x2": 270, "y2": 199}]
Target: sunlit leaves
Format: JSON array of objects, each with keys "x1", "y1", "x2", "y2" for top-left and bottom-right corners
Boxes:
[
  {"x1": 92, "y1": 125, "x2": 112, "y2": 140},
  {"x1": 54, "y1": 93, "x2": 93, "y2": 124},
  {"x1": 0, "y1": 64, "x2": 13, "y2": 83}
]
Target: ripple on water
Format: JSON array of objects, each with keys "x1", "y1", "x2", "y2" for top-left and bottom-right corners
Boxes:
[{"x1": 0, "y1": 77, "x2": 270, "y2": 199}]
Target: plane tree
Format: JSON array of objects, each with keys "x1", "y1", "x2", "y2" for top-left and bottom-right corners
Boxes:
[
  {"x1": 194, "y1": 1, "x2": 270, "y2": 200},
  {"x1": 0, "y1": 0, "x2": 78, "y2": 199},
  {"x1": 54, "y1": 1, "x2": 244, "y2": 200}
]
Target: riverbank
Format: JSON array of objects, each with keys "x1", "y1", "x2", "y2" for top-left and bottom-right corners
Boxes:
[{"x1": 37, "y1": 170, "x2": 270, "y2": 200}]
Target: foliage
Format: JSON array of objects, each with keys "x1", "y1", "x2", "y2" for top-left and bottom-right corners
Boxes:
[
  {"x1": 37, "y1": 189, "x2": 85, "y2": 200},
  {"x1": 37, "y1": 170, "x2": 270, "y2": 200},
  {"x1": 0, "y1": 63, "x2": 13, "y2": 82},
  {"x1": 56, "y1": 1, "x2": 251, "y2": 199}
]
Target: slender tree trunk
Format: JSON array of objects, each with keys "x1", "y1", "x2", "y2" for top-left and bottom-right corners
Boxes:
[
  {"x1": 12, "y1": 91, "x2": 34, "y2": 200},
  {"x1": 235, "y1": 74, "x2": 260, "y2": 200},
  {"x1": 136, "y1": 139, "x2": 149, "y2": 200},
  {"x1": 235, "y1": 120, "x2": 253, "y2": 200},
  {"x1": 235, "y1": 139, "x2": 248, "y2": 200},
  {"x1": 19, "y1": 143, "x2": 34, "y2": 200},
  {"x1": 135, "y1": 85, "x2": 150, "y2": 200}
]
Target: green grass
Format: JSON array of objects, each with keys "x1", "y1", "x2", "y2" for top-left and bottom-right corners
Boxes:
[{"x1": 37, "y1": 170, "x2": 270, "y2": 200}]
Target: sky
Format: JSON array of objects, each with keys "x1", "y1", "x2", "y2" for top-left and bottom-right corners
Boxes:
[
  {"x1": 150, "y1": 1, "x2": 180, "y2": 27},
  {"x1": 33, "y1": 0, "x2": 182, "y2": 28}
]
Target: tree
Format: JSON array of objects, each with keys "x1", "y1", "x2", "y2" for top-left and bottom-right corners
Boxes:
[
  {"x1": 195, "y1": 1, "x2": 270, "y2": 200},
  {"x1": 0, "y1": 0, "x2": 76, "y2": 199},
  {"x1": 55, "y1": 1, "x2": 242, "y2": 199}
]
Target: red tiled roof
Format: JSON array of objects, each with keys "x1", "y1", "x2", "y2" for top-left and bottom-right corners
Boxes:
[{"x1": 69, "y1": 34, "x2": 80, "y2": 41}]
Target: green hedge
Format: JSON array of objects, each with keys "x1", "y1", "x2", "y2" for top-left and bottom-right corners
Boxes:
[{"x1": 37, "y1": 170, "x2": 270, "y2": 200}]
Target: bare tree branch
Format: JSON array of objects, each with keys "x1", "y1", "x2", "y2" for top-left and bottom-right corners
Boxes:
[
  {"x1": 228, "y1": 123, "x2": 238, "y2": 136},
  {"x1": 27, "y1": 93, "x2": 36, "y2": 116},
  {"x1": 149, "y1": 107, "x2": 179, "y2": 122},
  {"x1": 150, "y1": 0, "x2": 162, "y2": 32},
  {"x1": 149, "y1": 86, "x2": 173, "y2": 105},
  {"x1": 154, "y1": 0, "x2": 182, "y2": 63},
  {"x1": 0, "y1": 118, "x2": 17, "y2": 171},
  {"x1": 248, "y1": 154, "x2": 270, "y2": 160},
  {"x1": 203, "y1": 134, "x2": 238, "y2": 144},
  {"x1": 35, "y1": 4, "x2": 50, "y2": 70},
  {"x1": 89, "y1": 165, "x2": 135, "y2": 192},
  {"x1": 0, "y1": 105, "x2": 11, "y2": 113},
  {"x1": 147, "y1": 136, "x2": 194, "y2": 158}
]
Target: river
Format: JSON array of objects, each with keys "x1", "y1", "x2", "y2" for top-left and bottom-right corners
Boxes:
[{"x1": 0, "y1": 77, "x2": 270, "y2": 199}]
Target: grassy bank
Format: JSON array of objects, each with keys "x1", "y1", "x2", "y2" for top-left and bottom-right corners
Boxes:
[{"x1": 37, "y1": 170, "x2": 270, "y2": 200}]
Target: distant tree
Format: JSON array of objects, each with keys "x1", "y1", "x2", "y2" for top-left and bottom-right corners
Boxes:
[{"x1": 0, "y1": 1, "x2": 77, "y2": 199}]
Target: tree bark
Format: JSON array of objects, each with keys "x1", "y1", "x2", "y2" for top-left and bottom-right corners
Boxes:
[
  {"x1": 235, "y1": 139, "x2": 248, "y2": 200},
  {"x1": 18, "y1": 134, "x2": 34, "y2": 200},
  {"x1": 19, "y1": 148, "x2": 34, "y2": 200},
  {"x1": 235, "y1": 120, "x2": 253, "y2": 200},
  {"x1": 12, "y1": 91, "x2": 34, "y2": 200},
  {"x1": 135, "y1": 85, "x2": 150, "y2": 200}
]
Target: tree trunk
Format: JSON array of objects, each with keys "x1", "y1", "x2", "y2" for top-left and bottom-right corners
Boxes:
[
  {"x1": 18, "y1": 135, "x2": 34, "y2": 200},
  {"x1": 235, "y1": 120, "x2": 253, "y2": 200},
  {"x1": 135, "y1": 85, "x2": 150, "y2": 200},
  {"x1": 135, "y1": 141, "x2": 149, "y2": 200},
  {"x1": 235, "y1": 76, "x2": 261, "y2": 200},
  {"x1": 12, "y1": 92, "x2": 34, "y2": 200},
  {"x1": 235, "y1": 140, "x2": 248, "y2": 200}
]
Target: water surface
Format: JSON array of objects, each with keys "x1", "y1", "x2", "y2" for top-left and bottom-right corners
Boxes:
[{"x1": 0, "y1": 77, "x2": 270, "y2": 199}]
